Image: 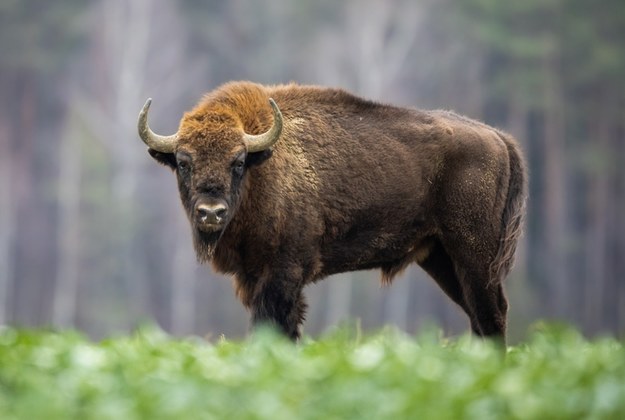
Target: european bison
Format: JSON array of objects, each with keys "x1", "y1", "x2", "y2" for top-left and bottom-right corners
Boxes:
[{"x1": 138, "y1": 81, "x2": 527, "y2": 341}]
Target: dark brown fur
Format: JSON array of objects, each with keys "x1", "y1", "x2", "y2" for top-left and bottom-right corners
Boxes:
[{"x1": 147, "y1": 81, "x2": 527, "y2": 341}]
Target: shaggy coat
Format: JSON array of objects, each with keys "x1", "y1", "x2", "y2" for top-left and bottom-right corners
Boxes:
[{"x1": 146, "y1": 81, "x2": 527, "y2": 341}]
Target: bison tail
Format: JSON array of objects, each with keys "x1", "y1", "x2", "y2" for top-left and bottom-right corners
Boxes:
[{"x1": 489, "y1": 133, "x2": 528, "y2": 286}]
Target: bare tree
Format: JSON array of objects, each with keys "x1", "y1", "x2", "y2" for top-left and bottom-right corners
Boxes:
[
  {"x1": 542, "y1": 49, "x2": 568, "y2": 318},
  {"x1": 170, "y1": 210, "x2": 197, "y2": 335},
  {"x1": 52, "y1": 109, "x2": 83, "y2": 327},
  {"x1": 323, "y1": 273, "x2": 355, "y2": 329},
  {"x1": 0, "y1": 111, "x2": 14, "y2": 324}
]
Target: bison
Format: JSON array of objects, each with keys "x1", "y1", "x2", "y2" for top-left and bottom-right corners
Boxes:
[{"x1": 137, "y1": 81, "x2": 527, "y2": 342}]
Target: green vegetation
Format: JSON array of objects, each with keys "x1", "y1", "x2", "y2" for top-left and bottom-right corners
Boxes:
[{"x1": 0, "y1": 325, "x2": 623, "y2": 419}]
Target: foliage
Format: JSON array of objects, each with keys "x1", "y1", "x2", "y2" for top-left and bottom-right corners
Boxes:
[{"x1": 0, "y1": 325, "x2": 623, "y2": 419}]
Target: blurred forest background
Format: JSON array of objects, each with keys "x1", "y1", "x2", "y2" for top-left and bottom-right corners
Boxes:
[{"x1": 1, "y1": 0, "x2": 624, "y2": 342}]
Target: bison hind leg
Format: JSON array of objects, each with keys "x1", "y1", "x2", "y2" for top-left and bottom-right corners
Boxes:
[
  {"x1": 418, "y1": 238, "x2": 508, "y2": 341},
  {"x1": 417, "y1": 239, "x2": 469, "y2": 314},
  {"x1": 442, "y1": 239, "x2": 509, "y2": 340}
]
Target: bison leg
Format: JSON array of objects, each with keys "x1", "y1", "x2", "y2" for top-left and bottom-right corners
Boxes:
[
  {"x1": 459, "y1": 271, "x2": 508, "y2": 339},
  {"x1": 417, "y1": 240, "x2": 508, "y2": 341},
  {"x1": 450, "y1": 252, "x2": 508, "y2": 340},
  {"x1": 436, "y1": 232, "x2": 508, "y2": 341},
  {"x1": 417, "y1": 240, "x2": 469, "y2": 314},
  {"x1": 250, "y1": 277, "x2": 307, "y2": 340}
]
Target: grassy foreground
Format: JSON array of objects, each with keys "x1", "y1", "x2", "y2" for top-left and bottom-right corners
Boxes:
[{"x1": 0, "y1": 324, "x2": 624, "y2": 419}]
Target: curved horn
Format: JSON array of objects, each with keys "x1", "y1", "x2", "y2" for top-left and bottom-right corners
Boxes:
[
  {"x1": 137, "y1": 98, "x2": 178, "y2": 153},
  {"x1": 243, "y1": 98, "x2": 283, "y2": 153}
]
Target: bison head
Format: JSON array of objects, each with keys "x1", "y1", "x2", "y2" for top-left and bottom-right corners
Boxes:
[{"x1": 137, "y1": 97, "x2": 283, "y2": 258}]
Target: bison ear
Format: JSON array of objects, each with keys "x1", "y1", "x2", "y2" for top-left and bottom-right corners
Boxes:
[{"x1": 148, "y1": 148, "x2": 177, "y2": 170}]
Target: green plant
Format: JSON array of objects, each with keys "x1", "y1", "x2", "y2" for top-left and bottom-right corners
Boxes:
[{"x1": 0, "y1": 324, "x2": 623, "y2": 419}]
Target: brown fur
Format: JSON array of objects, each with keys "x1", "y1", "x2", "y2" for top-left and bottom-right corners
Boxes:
[{"x1": 147, "y1": 81, "x2": 528, "y2": 341}]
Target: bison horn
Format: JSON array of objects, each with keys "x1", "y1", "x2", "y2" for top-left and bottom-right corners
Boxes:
[
  {"x1": 243, "y1": 98, "x2": 283, "y2": 153},
  {"x1": 137, "y1": 98, "x2": 179, "y2": 153}
]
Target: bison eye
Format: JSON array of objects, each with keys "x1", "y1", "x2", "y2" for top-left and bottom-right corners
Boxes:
[
  {"x1": 176, "y1": 154, "x2": 192, "y2": 176},
  {"x1": 231, "y1": 154, "x2": 246, "y2": 175}
]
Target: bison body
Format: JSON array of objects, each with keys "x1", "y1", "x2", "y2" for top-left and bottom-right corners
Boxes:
[{"x1": 139, "y1": 81, "x2": 527, "y2": 341}]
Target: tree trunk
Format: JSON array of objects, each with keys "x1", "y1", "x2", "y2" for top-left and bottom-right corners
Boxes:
[
  {"x1": 324, "y1": 274, "x2": 354, "y2": 328},
  {"x1": 542, "y1": 50, "x2": 568, "y2": 319},
  {"x1": 619, "y1": 105, "x2": 625, "y2": 335},
  {"x1": 13, "y1": 71, "x2": 40, "y2": 325},
  {"x1": 582, "y1": 110, "x2": 607, "y2": 334},
  {"x1": 383, "y1": 278, "x2": 410, "y2": 332},
  {"x1": 52, "y1": 109, "x2": 83, "y2": 328},
  {"x1": 170, "y1": 215, "x2": 196, "y2": 335},
  {"x1": 0, "y1": 109, "x2": 14, "y2": 324},
  {"x1": 603, "y1": 94, "x2": 624, "y2": 334}
]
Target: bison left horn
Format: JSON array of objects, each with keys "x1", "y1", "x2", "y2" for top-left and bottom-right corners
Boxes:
[
  {"x1": 137, "y1": 98, "x2": 179, "y2": 153},
  {"x1": 243, "y1": 98, "x2": 283, "y2": 153}
]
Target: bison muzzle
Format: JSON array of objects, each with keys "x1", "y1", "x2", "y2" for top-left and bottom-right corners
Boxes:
[{"x1": 137, "y1": 81, "x2": 527, "y2": 342}]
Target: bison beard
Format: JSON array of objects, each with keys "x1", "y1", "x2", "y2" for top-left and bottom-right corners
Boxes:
[
  {"x1": 192, "y1": 229, "x2": 222, "y2": 263},
  {"x1": 138, "y1": 81, "x2": 527, "y2": 343}
]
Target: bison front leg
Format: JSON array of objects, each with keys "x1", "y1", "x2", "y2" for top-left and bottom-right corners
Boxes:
[{"x1": 249, "y1": 275, "x2": 307, "y2": 341}]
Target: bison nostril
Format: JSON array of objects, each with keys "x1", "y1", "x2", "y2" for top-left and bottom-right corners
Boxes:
[
  {"x1": 214, "y1": 207, "x2": 227, "y2": 219},
  {"x1": 196, "y1": 203, "x2": 228, "y2": 224},
  {"x1": 196, "y1": 206, "x2": 209, "y2": 218}
]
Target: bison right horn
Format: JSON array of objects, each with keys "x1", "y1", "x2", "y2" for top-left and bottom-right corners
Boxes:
[
  {"x1": 243, "y1": 98, "x2": 283, "y2": 153},
  {"x1": 137, "y1": 98, "x2": 179, "y2": 153}
]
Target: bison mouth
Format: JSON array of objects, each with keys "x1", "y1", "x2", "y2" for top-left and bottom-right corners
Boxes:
[
  {"x1": 196, "y1": 221, "x2": 224, "y2": 233},
  {"x1": 192, "y1": 228, "x2": 224, "y2": 262}
]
